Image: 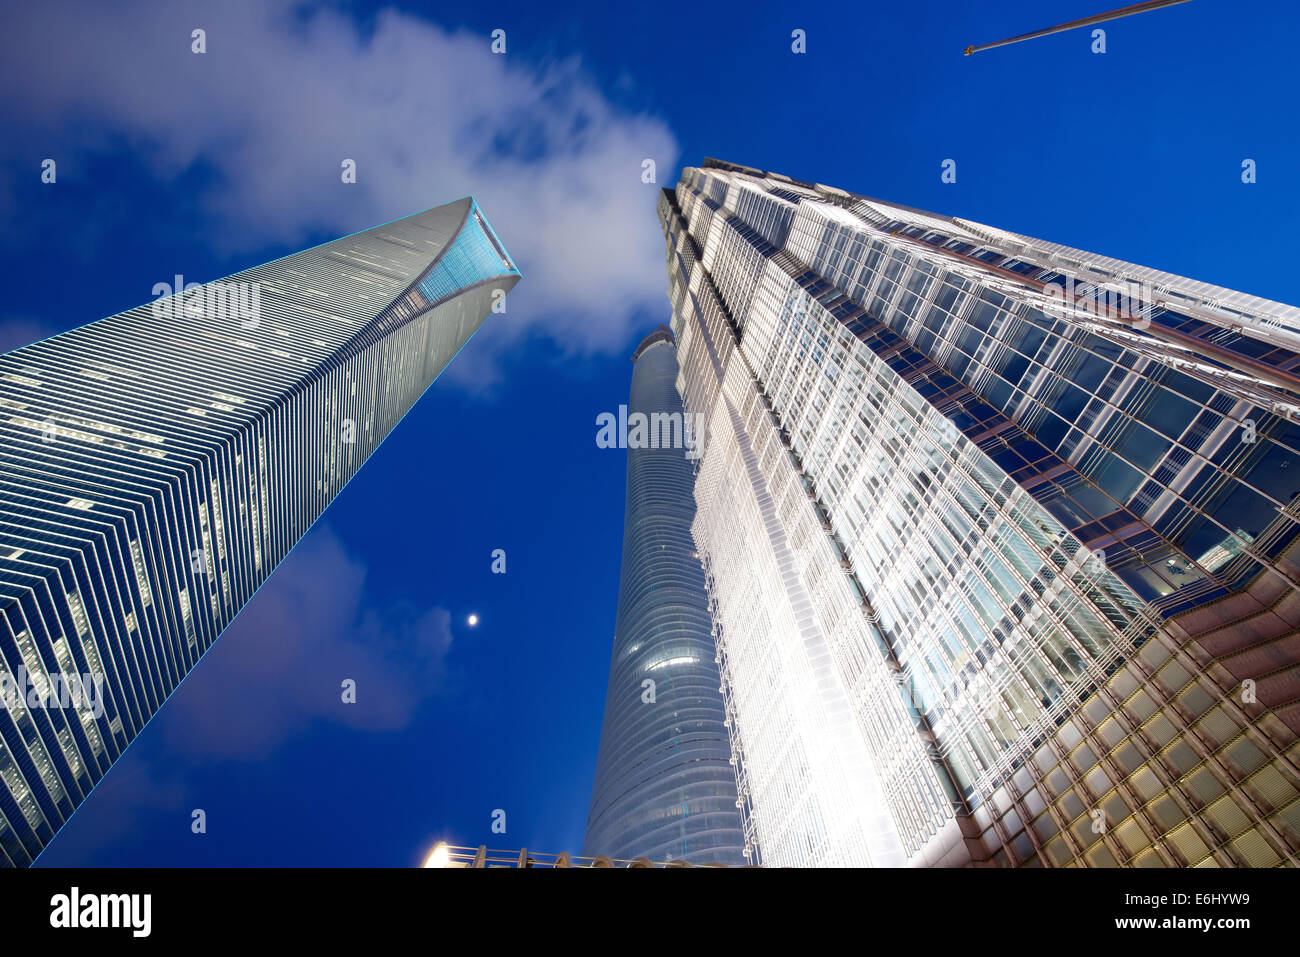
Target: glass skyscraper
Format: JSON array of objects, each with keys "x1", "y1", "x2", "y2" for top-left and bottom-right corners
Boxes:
[
  {"x1": 660, "y1": 159, "x2": 1300, "y2": 867},
  {"x1": 584, "y1": 326, "x2": 746, "y2": 864},
  {"x1": 0, "y1": 197, "x2": 519, "y2": 866}
]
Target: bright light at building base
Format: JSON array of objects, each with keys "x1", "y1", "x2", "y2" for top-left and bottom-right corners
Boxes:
[{"x1": 423, "y1": 842, "x2": 451, "y2": 868}]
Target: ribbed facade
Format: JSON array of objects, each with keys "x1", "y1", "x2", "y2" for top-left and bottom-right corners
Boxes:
[
  {"x1": 583, "y1": 328, "x2": 746, "y2": 864},
  {"x1": 661, "y1": 159, "x2": 1300, "y2": 867},
  {"x1": 0, "y1": 197, "x2": 519, "y2": 866}
]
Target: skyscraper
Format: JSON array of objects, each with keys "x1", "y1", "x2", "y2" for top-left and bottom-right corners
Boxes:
[
  {"x1": 583, "y1": 326, "x2": 746, "y2": 865},
  {"x1": 660, "y1": 159, "x2": 1300, "y2": 867},
  {"x1": 0, "y1": 197, "x2": 519, "y2": 866}
]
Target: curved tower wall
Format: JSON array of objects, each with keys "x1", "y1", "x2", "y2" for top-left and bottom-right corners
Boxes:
[{"x1": 583, "y1": 330, "x2": 746, "y2": 865}]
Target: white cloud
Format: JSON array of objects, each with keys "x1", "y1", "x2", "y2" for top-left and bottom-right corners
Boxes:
[
  {"x1": 0, "y1": 0, "x2": 678, "y2": 377},
  {"x1": 157, "y1": 525, "x2": 456, "y2": 760}
]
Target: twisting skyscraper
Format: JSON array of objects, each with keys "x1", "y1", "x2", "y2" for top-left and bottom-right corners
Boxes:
[
  {"x1": 584, "y1": 327, "x2": 746, "y2": 865},
  {"x1": 660, "y1": 159, "x2": 1300, "y2": 868},
  {"x1": 0, "y1": 197, "x2": 519, "y2": 866}
]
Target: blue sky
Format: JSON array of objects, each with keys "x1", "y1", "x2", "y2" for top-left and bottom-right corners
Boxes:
[{"x1": 1, "y1": 0, "x2": 1294, "y2": 864}]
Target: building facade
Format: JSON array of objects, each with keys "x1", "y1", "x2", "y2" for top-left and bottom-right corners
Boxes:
[
  {"x1": 584, "y1": 327, "x2": 746, "y2": 865},
  {"x1": 0, "y1": 197, "x2": 519, "y2": 866},
  {"x1": 660, "y1": 159, "x2": 1300, "y2": 867}
]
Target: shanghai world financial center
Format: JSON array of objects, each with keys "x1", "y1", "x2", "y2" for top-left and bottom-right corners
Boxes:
[{"x1": 0, "y1": 199, "x2": 519, "y2": 866}]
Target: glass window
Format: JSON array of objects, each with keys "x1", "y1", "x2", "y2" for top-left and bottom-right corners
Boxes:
[{"x1": 1091, "y1": 452, "x2": 1144, "y2": 503}]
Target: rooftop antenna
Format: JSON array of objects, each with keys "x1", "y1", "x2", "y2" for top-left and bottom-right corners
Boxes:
[{"x1": 964, "y1": 0, "x2": 1193, "y2": 56}]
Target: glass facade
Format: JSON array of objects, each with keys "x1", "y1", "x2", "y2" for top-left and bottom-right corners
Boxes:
[
  {"x1": 583, "y1": 328, "x2": 746, "y2": 865},
  {"x1": 660, "y1": 159, "x2": 1300, "y2": 867},
  {"x1": 0, "y1": 197, "x2": 519, "y2": 866}
]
